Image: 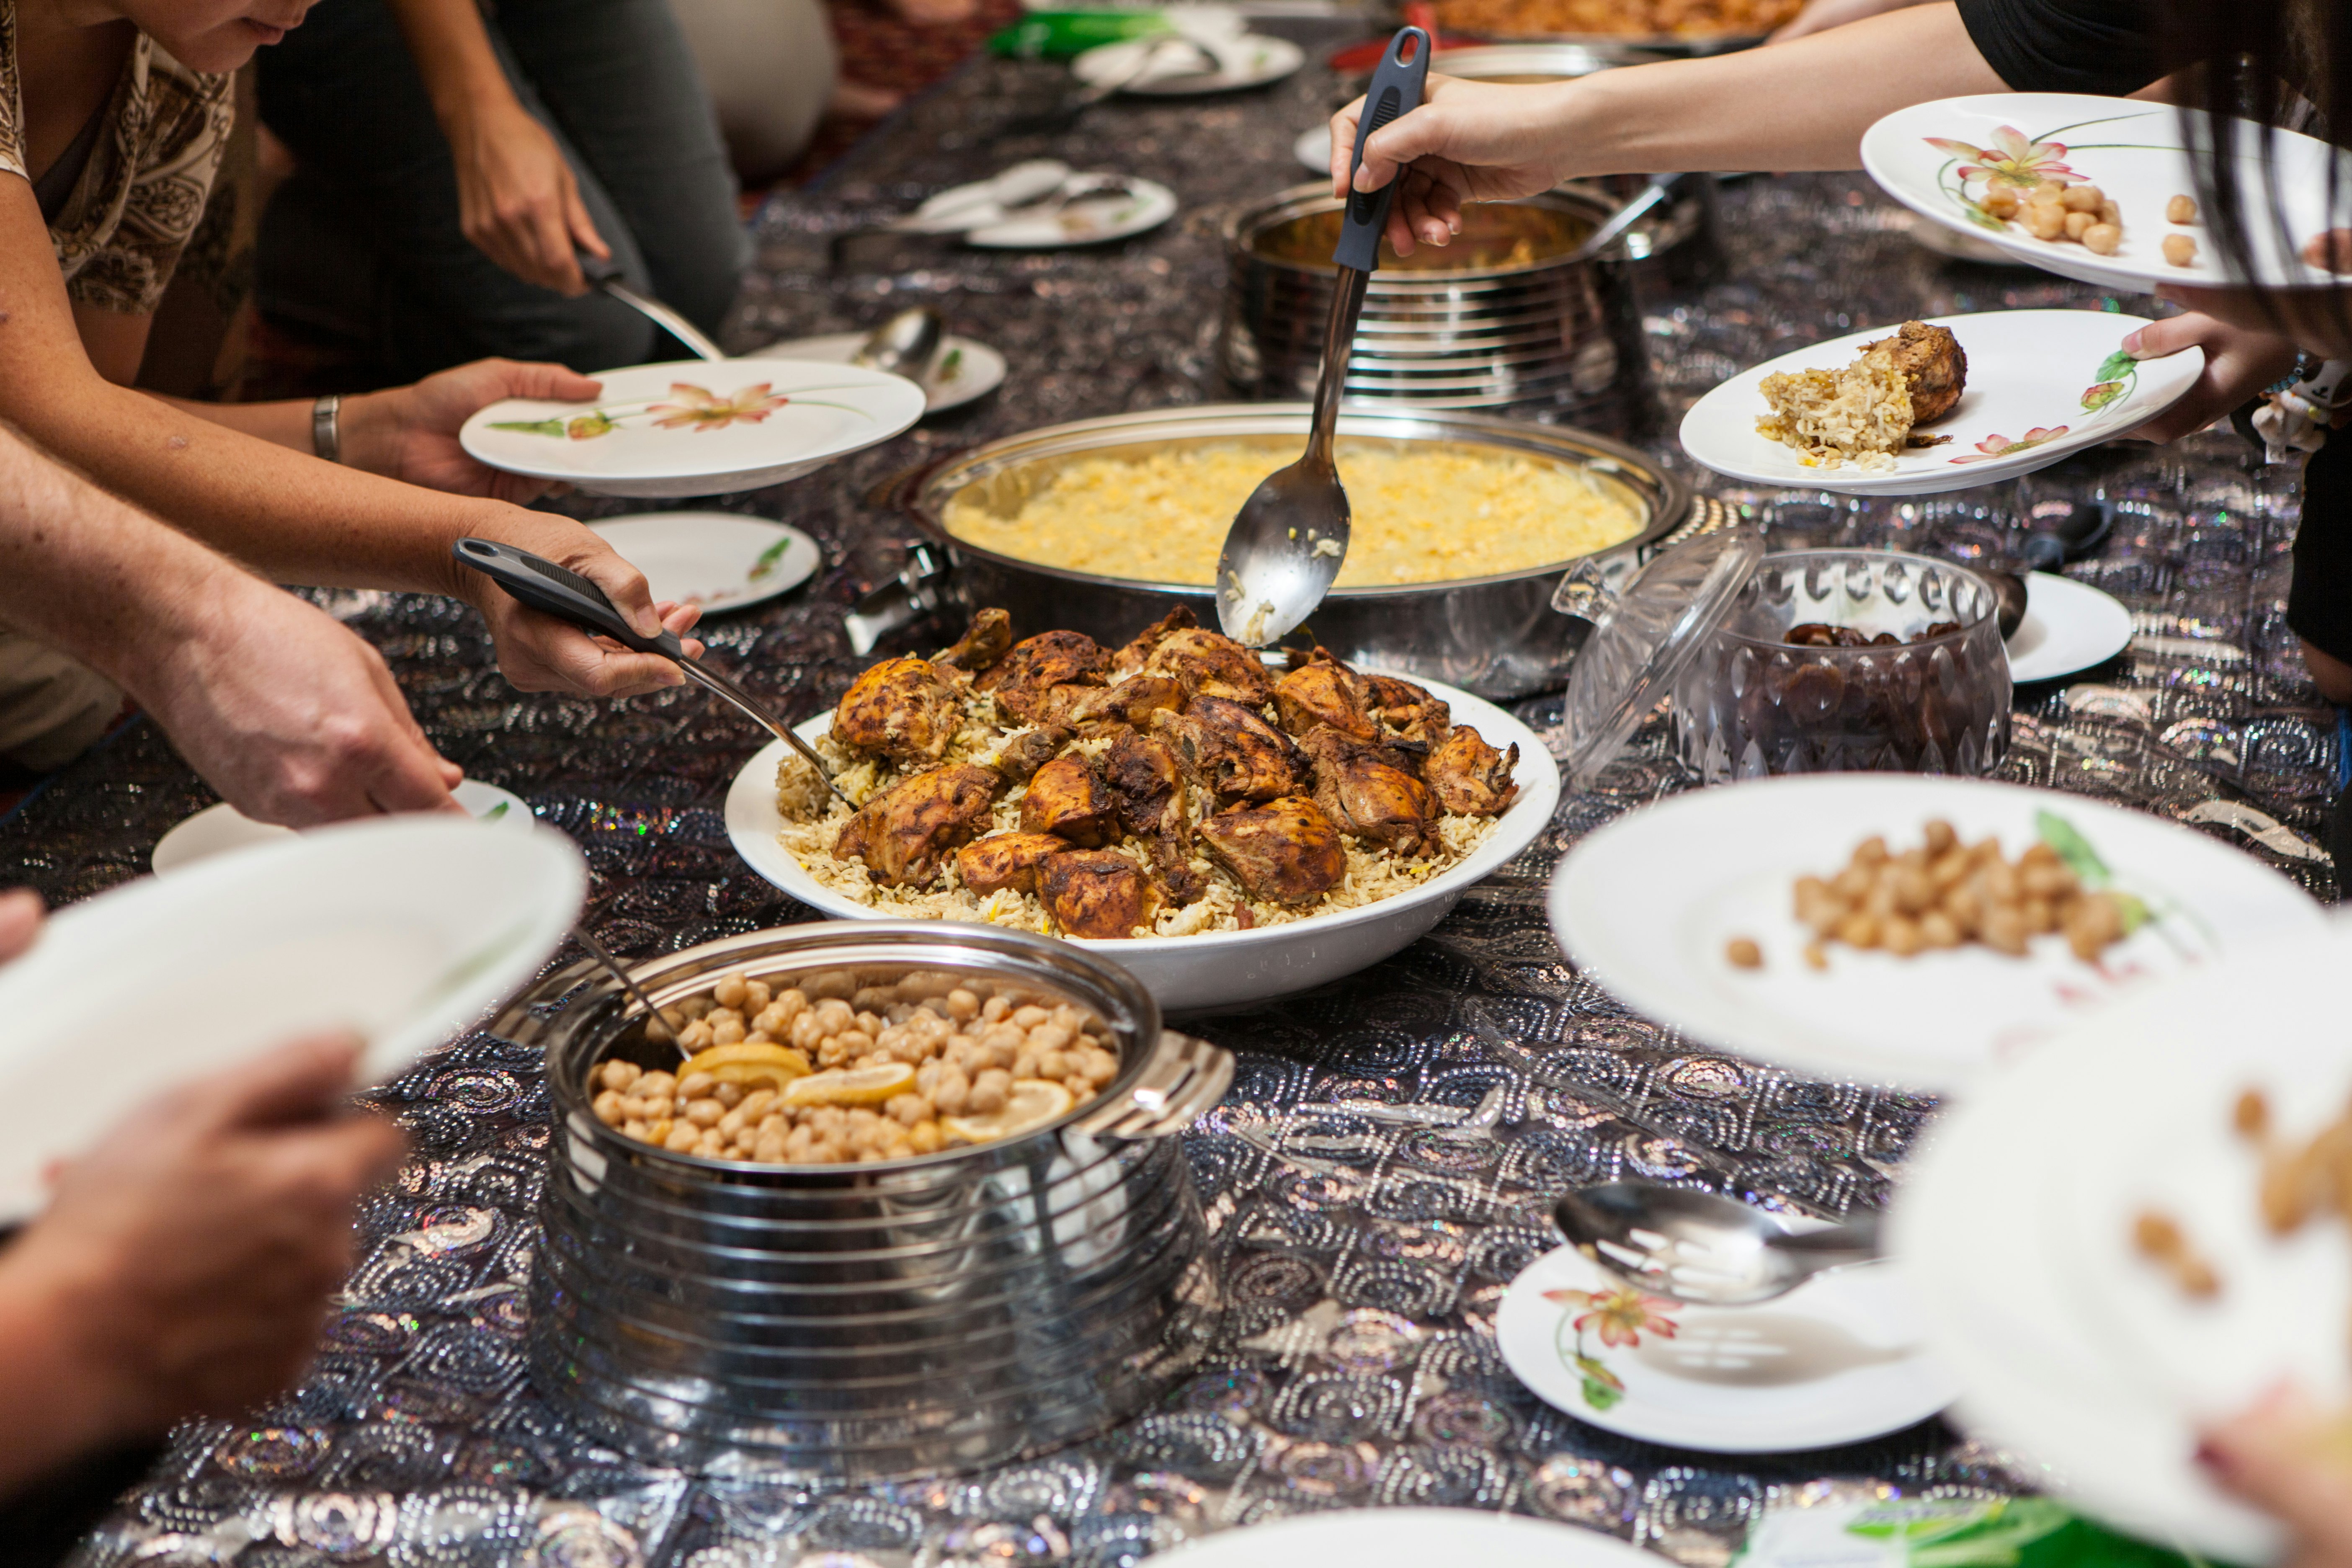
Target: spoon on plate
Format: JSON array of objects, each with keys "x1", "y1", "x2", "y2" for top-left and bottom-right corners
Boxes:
[
  {"x1": 1213, "y1": 26, "x2": 1429, "y2": 647},
  {"x1": 850, "y1": 307, "x2": 946, "y2": 380},
  {"x1": 1553, "y1": 1182, "x2": 1881, "y2": 1307},
  {"x1": 451, "y1": 538, "x2": 854, "y2": 809},
  {"x1": 576, "y1": 250, "x2": 727, "y2": 363}
]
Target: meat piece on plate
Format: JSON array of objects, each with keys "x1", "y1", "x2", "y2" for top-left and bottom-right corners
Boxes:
[
  {"x1": 956, "y1": 831, "x2": 1068, "y2": 896},
  {"x1": 1424, "y1": 724, "x2": 1520, "y2": 816},
  {"x1": 936, "y1": 608, "x2": 1014, "y2": 674},
  {"x1": 1365, "y1": 673, "x2": 1450, "y2": 745},
  {"x1": 1039, "y1": 850, "x2": 1158, "y2": 939},
  {"x1": 1152, "y1": 696, "x2": 1303, "y2": 802},
  {"x1": 831, "y1": 764, "x2": 1003, "y2": 888},
  {"x1": 1866, "y1": 320, "x2": 1968, "y2": 427},
  {"x1": 983, "y1": 631, "x2": 1110, "y2": 722},
  {"x1": 833, "y1": 657, "x2": 963, "y2": 765},
  {"x1": 1112, "y1": 605, "x2": 1198, "y2": 678},
  {"x1": 1019, "y1": 753, "x2": 1121, "y2": 846},
  {"x1": 1039, "y1": 674, "x2": 1185, "y2": 730},
  {"x1": 1274, "y1": 651, "x2": 1379, "y2": 741},
  {"x1": 1102, "y1": 730, "x2": 1207, "y2": 903},
  {"x1": 1301, "y1": 727, "x2": 1441, "y2": 856},
  {"x1": 988, "y1": 725, "x2": 1071, "y2": 784},
  {"x1": 1197, "y1": 796, "x2": 1348, "y2": 904},
  {"x1": 1142, "y1": 627, "x2": 1274, "y2": 706}
]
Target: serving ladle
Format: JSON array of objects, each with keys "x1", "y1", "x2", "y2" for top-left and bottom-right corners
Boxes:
[
  {"x1": 1553, "y1": 1182, "x2": 1882, "y2": 1307},
  {"x1": 1213, "y1": 26, "x2": 1429, "y2": 647},
  {"x1": 451, "y1": 538, "x2": 854, "y2": 810}
]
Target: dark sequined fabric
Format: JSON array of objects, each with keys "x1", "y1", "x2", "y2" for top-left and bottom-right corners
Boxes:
[{"x1": 15, "y1": 37, "x2": 2337, "y2": 1566}]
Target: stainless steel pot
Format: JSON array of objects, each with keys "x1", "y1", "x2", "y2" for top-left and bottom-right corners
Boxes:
[
  {"x1": 1219, "y1": 185, "x2": 1656, "y2": 433},
  {"x1": 498, "y1": 921, "x2": 1231, "y2": 1478}
]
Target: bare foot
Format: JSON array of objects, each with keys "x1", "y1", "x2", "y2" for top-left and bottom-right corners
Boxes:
[{"x1": 829, "y1": 79, "x2": 904, "y2": 118}]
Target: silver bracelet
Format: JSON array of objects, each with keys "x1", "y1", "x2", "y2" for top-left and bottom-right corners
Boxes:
[{"x1": 312, "y1": 392, "x2": 342, "y2": 464}]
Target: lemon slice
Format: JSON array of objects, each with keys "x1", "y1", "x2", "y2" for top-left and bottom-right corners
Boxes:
[
  {"x1": 783, "y1": 1062, "x2": 917, "y2": 1108},
  {"x1": 943, "y1": 1079, "x2": 1075, "y2": 1145},
  {"x1": 712, "y1": 1062, "x2": 805, "y2": 1092},
  {"x1": 685, "y1": 1042, "x2": 810, "y2": 1078}
]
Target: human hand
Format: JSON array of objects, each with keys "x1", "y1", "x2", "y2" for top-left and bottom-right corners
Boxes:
[
  {"x1": 2117, "y1": 311, "x2": 2299, "y2": 444},
  {"x1": 1768, "y1": 0, "x2": 1929, "y2": 42},
  {"x1": 1331, "y1": 75, "x2": 1576, "y2": 256},
  {"x1": 132, "y1": 569, "x2": 463, "y2": 827},
  {"x1": 344, "y1": 358, "x2": 603, "y2": 506},
  {"x1": 0, "y1": 1035, "x2": 407, "y2": 1442},
  {"x1": 459, "y1": 511, "x2": 707, "y2": 699},
  {"x1": 0, "y1": 889, "x2": 38, "y2": 964},
  {"x1": 2201, "y1": 1383, "x2": 2352, "y2": 1568},
  {"x1": 2159, "y1": 278, "x2": 2352, "y2": 364},
  {"x1": 448, "y1": 98, "x2": 605, "y2": 295}
]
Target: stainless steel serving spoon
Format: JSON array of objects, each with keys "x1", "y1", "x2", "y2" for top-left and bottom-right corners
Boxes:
[
  {"x1": 1213, "y1": 26, "x2": 1429, "y2": 647},
  {"x1": 578, "y1": 250, "x2": 727, "y2": 363},
  {"x1": 850, "y1": 307, "x2": 946, "y2": 380},
  {"x1": 1553, "y1": 1182, "x2": 1882, "y2": 1307},
  {"x1": 570, "y1": 924, "x2": 687, "y2": 1059}
]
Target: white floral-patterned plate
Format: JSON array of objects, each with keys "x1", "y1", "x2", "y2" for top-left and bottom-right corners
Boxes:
[
  {"x1": 152, "y1": 779, "x2": 531, "y2": 875},
  {"x1": 744, "y1": 333, "x2": 1006, "y2": 414},
  {"x1": 1547, "y1": 775, "x2": 2326, "y2": 1092},
  {"x1": 1862, "y1": 93, "x2": 2352, "y2": 295},
  {"x1": 1156, "y1": 1510, "x2": 1653, "y2": 1568},
  {"x1": 2006, "y1": 572, "x2": 2135, "y2": 683},
  {"x1": 1678, "y1": 311, "x2": 2203, "y2": 498},
  {"x1": 459, "y1": 359, "x2": 926, "y2": 499},
  {"x1": 1497, "y1": 1242, "x2": 1957, "y2": 1452},
  {"x1": 586, "y1": 511, "x2": 819, "y2": 615},
  {"x1": 964, "y1": 177, "x2": 1177, "y2": 250}
]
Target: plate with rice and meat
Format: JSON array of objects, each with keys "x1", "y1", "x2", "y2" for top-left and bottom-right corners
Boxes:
[
  {"x1": 1677, "y1": 309, "x2": 2203, "y2": 496},
  {"x1": 724, "y1": 606, "x2": 1559, "y2": 1011}
]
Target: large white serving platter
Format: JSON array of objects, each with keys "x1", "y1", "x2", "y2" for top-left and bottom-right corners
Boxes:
[
  {"x1": 1496, "y1": 1241, "x2": 1957, "y2": 1452},
  {"x1": 1547, "y1": 775, "x2": 2325, "y2": 1091},
  {"x1": 1895, "y1": 917, "x2": 2352, "y2": 1563},
  {"x1": 0, "y1": 817, "x2": 584, "y2": 1221},
  {"x1": 1157, "y1": 1510, "x2": 1653, "y2": 1568},
  {"x1": 1862, "y1": 93, "x2": 2352, "y2": 294},
  {"x1": 724, "y1": 676, "x2": 1558, "y2": 1012},
  {"x1": 459, "y1": 359, "x2": 926, "y2": 499},
  {"x1": 1678, "y1": 311, "x2": 2202, "y2": 497}
]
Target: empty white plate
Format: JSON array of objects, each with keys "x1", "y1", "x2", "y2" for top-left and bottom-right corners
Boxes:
[
  {"x1": 0, "y1": 816, "x2": 584, "y2": 1220},
  {"x1": 152, "y1": 779, "x2": 531, "y2": 875},
  {"x1": 746, "y1": 333, "x2": 1006, "y2": 414},
  {"x1": 1072, "y1": 32, "x2": 1303, "y2": 95},
  {"x1": 587, "y1": 511, "x2": 819, "y2": 615},
  {"x1": 2007, "y1": 571, "x2": 2135, "y2": 683}
]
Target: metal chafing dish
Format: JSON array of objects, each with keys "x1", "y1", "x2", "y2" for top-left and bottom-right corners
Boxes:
[
  {"x1": 497, "y1": 921, "x2": 1230, "y2": 1478},
  {"x1": 848, "y1": 402, "x2": 1694, "y2": 699}
]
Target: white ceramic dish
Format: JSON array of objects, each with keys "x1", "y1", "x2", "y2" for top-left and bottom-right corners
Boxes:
[
  {"x1": 1158, "y1": 1510, "x2": 1652, "y2": 1568},
  {"x1": 1294, "y1": 124, "x2": 1329, "y2": 174},
  {"x1": 1862, "y1": 93, "x2": 2352, "y2": 295},
  {"x1": 152, "y1": 780, "x2": 531, "y2": 875},
  {"x1": 1547, "y1": 775, "x2": 2325, "y2": 1091},
  {"x1": 2006, "y1": 571, "x2": 2135, "y2": 683},
  {"x1": 1678, "y1": 311, "x2": 2202, "y2": 498},
  {"x1": 459, "y1": 359, "x2": 926, "y2": 499},
  {"x1": 724, "y1": 676, "x2": 1558, "y2": 1012},
  {"x1": 1894, "y1": 919, "x2": 2352, "y2": 1563},
  {"x1": 586, "y1": 512, "x2": 819, "y2": 615},
  {"x1": 964, "y1": 178, "x2": 1178, "y2": 250},
  {"x1": 1496, "y1": 1242, "x2": 1956, "y2": 1452},
  {"x1": 1072, "y1": 32, "x2": 1303, "y2": 95},
  {"x1": 0, "y1": 817, "x2": 585, "y2": 1221},
  {"x1": 745, "y1": 333, "x2": 1006, "y2": 414}
]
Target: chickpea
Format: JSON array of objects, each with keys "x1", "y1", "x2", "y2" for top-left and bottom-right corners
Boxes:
[
  {"x1": 1980, "y1": 907, "x2": 2030, "y2": 956},
  {"x1": 685, "y1": 1098, "x2": 726, "y2": 1128},
  {"x1": 2163, "y1": 232, "x2": 2197, "y2": 266},
  {"x1": 2061, "y1": 183, "x2": 2103, "y2": 213},
  {"x1": 970, "y1": 1069, "x2": 1012, "y2": 1114},
  {"x1": 1893, "y1": 867, "x2": 1934, "y2": 915},
  {"x1": 744, "y1": 980, "x2": 772, "y2": 1015},
  {"x1": 1853, "y1": 836, "x2": 1888, "y2": 866},
  {"x1": 784, "y1": 1125, "x2": 819, "y2": 1161},
  {"x1": 718, "y1": 1107, "x2": 750, "y2": 1138},
  {"x1": 1831, "y1": 866, "x2": 1872, "y2": 901},
  {"x1": 1980, "y1": 186, "x2": 2020, "y2": 219},
  {"x1": 1836, "y1": 911, "x2": 1882, "y2": 950},
  {"x1": 678, "y1": 997, "x2": 714, "y2": 1021},
  {"x1": 1922, "y1": 820, "x2": 1957, "y2": 857},
  {"x1": 2063, "y1": 210, "x2": 2095, "y2": 240},
  {"x1": 623, "y1": 1119, "x2": 648, "y2": 1141},
  {"x1": 933, "y1": 1069, "x2": 973, "y2": 1115},
  {"x1": 814, "y1": 998, "x2": 856, "y2": 1036},
  {"x1": 696, "y1": 1131, "x2": 727, "y2": 1158},
  {"x1": 981, "y1": 995, "x2": 1011, "y2": 1023},
  {"x1": 2097, "y1": 201, "x2": 2120, "y2": 227},
  {"x1": 677, "y1": 1071, "x2": 716, "y2": 1100},
  {"x1": 639, "y1": 1071, "x2": 676, "y2": 1098},
  {"x1": 2167, "y1": 193, "x2": 2197, "y2": 224},
  {"x1": 1029, "y1": 1024, "x2": 1072, "y2": 1055},
  {"x1": 678, "y1": 1019, "x2": 716, "y2": 1052},
  {"x1": 2023, "y1": 204, "x2": 2068, "y2": 241},
  {"x1": 711, "y1": 1015, "x2": 747, "y2": 1047},
  {"x1": 593, "y1": 1090, "x2": 626, "y2": 1126},
  {"x1": 600, "y1": 1060, "x2": 642, "y2": 1093},
  {"x1": 755, "y1": 1129, "x2": 790, "y2": 1163},
  {"x1": 2022, "y1": 897, "x2": 2057, "y2": 935},
  {"x1": 1918, "y1": 911, "x2": 1962, "y2": 949},
  {"x1": 713, "y1": 1081, "x2": 745, "y2": 1109},
  {"x1": 1082, "y1": 1050, "x2": 1118, "y2": 1088},
  {"x1": 740, "y1": 1089, "x2": 778, "y2": 1122},
  {"x1": 665, "y1": 1125, "x2": 701, "y2": 1153},
  {"x1": 910, "y1": 1120, "x2": 945, "y2": 1155},
  {"x1": 645, "y1": 1118, "x2": 673, "y2": 1146},
  {"x1": 1883, "y1": 916, "x2": 1923, "y2": 957},
  {"x1": 714, "y1": 973, "x2": 750, "y2": 1009},
  {"x1": 887, "y1": 1093, "x2": 928, "y2": 1127},
  {"x1": 946, "y1": 989, "x2": 980, "y2": 1023},
  {"x1": 789, "y1": 1012, "x2": 825, "y2": 1051}
]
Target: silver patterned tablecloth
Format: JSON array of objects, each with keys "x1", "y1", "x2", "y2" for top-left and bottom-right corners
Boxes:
[{"x1": 18, "y1": 36, "x2": 2341, "y2": 1567}]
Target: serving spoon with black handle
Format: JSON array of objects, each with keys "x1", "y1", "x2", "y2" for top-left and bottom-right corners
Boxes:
[{"x1": 452, "y1": 537, "x2": 853, "y2": 808}]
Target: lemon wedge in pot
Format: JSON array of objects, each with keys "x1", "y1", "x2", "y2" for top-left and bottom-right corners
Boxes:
[
  {"x1": 784, "y1": 1062, "x2": 916, "y2": 1108},
  {"x1": 943, "y1": 1079, "x2": 1075, "y2": 1145},
  {"x1": 685, "y1": 1042, "x2": 811, "y2": 1078}
]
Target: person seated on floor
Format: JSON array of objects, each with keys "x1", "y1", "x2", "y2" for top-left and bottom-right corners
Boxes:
[
  {"x1": 0, "y1": 889, "x2": 407, "y2": 1511},
  {"x1": 3, "y1": 0, "x2": 699, "y2": 792},
  {"x1": 253, "y1": 0, "x2": 750, "y2": 378}
]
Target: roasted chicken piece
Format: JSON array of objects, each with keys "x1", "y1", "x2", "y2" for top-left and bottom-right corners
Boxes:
[
  {"x1": 1274, "y1": 651, "x2": 1378, "y2": 741},
  {"x1": 1142, "y1": 627, "x2": 1274, "y2": 706},
  {"x1": 1300, "y1": 727, "x2": 1441, "y2": 856},
  {"x1": 955, "y1": 831, "x2": 1068, "y2": 896},
  {"x1": 1366, "y1": 674, "x2": 1450, "y2": 745},
  {"x1": 1152, "y1": 696, "x2": 1303, "y2": 803},
  {"x1": 1038, "y1": 674, "x2": 1184, "y2": 731},
  {"x1": 988, "y1": 725, "x2": 1071, "y2": 784},
  {"x1": 833, "y1": 657, "x2": 962, "y2": 766},
  {"x1": 936, "y1": 608, "x2": 1014, "y2": 674},
  {"x1": 983, "y1": 631, "x2": 1110, "y2": 722},
  {"x1": 1867, "y1": 320, "x2": 1968, "y2": 427},
  {"x1": 1196, "y1": 796, "x2": 1348, "y2": 904},
  {"x1": 833, "y1": 764, "x2": 1003, "y2": 888},
  {"x1": 1019, "y1": 753, "x2": 1121, "y2": 847},
  {"x1": 1112, "y1": 604, "x2": 1198, "y2": 678},
  {"x1": 1424, "y1": 725, "x2": 1520, "y2": 816},
  {"x1": 1039, "y1": 850, "x2": 1158, "y2": 939},
  {"x1": 1102, "y1": 730, "x2": 1207, "y2": 904}
]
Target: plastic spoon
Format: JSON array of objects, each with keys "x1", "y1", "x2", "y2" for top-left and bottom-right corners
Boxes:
[{"x1": 1212, "y1": 26, "x2": 1428, "y2": 647}]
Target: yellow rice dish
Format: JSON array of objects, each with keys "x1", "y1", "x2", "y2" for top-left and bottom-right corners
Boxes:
[{"x1": 940, "y1": 441, "x2": 1647, "y2": 588}]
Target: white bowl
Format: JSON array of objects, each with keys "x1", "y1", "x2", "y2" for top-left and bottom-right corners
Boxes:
[{"x1": 723, "y1": 676, "x2": 1559, "y2": 1011}]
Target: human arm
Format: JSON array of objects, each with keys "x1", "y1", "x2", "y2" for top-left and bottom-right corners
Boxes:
[
  {"x1": 382, "y1": 0, "x2": 606, "y2": 295},
  {"x1": 2201, "y1": 1385, "x2": 2352, "y2": 1568},
  {"x1": 1769, "y1": 0, "x2": 1934, "y2": 43},
  {"x1": 2113, "y1": 311, "x2": 2302, "y2": 443}
]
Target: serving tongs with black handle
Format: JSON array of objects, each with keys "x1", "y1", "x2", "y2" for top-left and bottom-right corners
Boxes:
[{"x1": 452, "y1": 537, "x2": 854, "y2": 808}]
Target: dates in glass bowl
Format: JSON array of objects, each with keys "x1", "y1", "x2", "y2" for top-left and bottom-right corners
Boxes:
[{"x1": 1672, "y1": 549, "x2": 2010, "y2": 781}]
